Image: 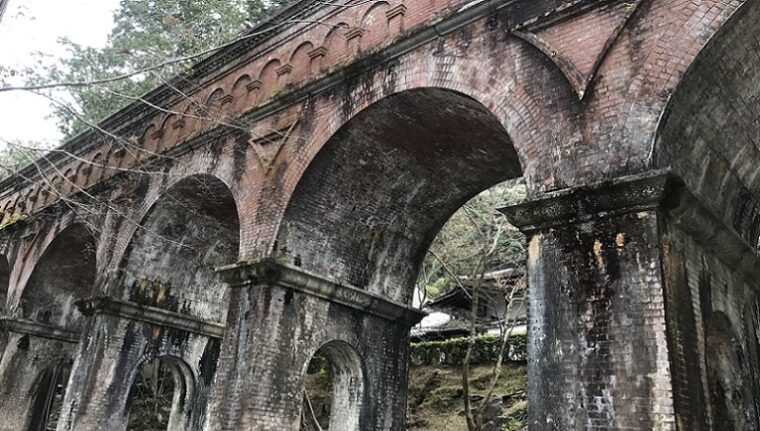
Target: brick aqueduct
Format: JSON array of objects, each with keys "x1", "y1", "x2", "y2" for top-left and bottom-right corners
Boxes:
[{"x1": 0, "y1": 0, "x2": 759, "y2": 429}]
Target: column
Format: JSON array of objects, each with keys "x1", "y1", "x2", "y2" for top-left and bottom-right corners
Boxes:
[
  {"x1": 0, "y1": 319, "x2": 80, "y2": 431},
  {"x1": 500, "y1": 171, "x2": 679, "y2": 430},
  {"x1": 208, "y1": 259, "x2": 425, "y2": 431}
]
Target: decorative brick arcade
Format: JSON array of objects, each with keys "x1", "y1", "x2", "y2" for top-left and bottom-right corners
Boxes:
[{"x1": 0, "y1": 0, "x2": 758, "y2": 430}]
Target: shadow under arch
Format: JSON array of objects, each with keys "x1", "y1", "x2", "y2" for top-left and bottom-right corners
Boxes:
[
  {"x1": 705, "y1": 311, "x2": 759, "y2": 430},
  {"x1": 301, "y1": 340, "x2": 365, "y2": 431},
  {"x1": 124, "y1": 354, "x2": 197, "y2": 431},
  {"x1": 653, "y1": 1, "x2": 760, "y2": 246},
  {"x1": 275, "y1": 87, "x2": 523, "y2": 304},
  {"x1": 116, "y1": 174, "x2": 241, "y2": 324},
  {"x1": 20, "y1": 223, "x2": 96, "y2": 331},
  {"x1": 0, "y1": 254, "x2": 10, "y2": 315},
  {"x1": 27, "y1": 358, "x2": 72, "y2": 431}
]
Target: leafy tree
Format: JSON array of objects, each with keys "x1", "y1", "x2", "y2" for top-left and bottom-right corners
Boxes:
[
  {"x1": 414, "y1": 179, "x2": 528, "y2": 431},
  {"x1": 416, "y1": 179, "x2": 527, "y2": 304},
  {"x1": 0, "y1": 140, "x2": 53, "y2": 180},
  {"x1": 23, "y1": 0, "x2": 291, "y2": 138}
]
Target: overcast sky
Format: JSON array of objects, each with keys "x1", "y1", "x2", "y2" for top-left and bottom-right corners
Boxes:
[{"x1": 0, "y1": 0, "x2": 120, "y2": 147}]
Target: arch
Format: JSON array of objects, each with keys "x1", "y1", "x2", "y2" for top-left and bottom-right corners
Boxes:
[
  {"x1": 72, "y1": 162, "x2": 87, "y2": 188},
  {"x1": 232, "y1": 74, "x2": 252, "y2": 96},
  {"x1": 23, "y1": 187, "x2": 37, "y2": 213},
  {"x1": 301, "y1": 340, "x2": 364, "y2": 431},
  {"x1": 104, "y1": 144, "x2": 125, "y2": 178},
  {"x1": 60, "y1": 167, "x2": 76, "y2": 196},
  {"x1": 654, "y1": 2, "x2": 760, "y2": 246},
  {"x1": 231, "y1": 74, "x2": 254, "y2": 111},
  {"x1": 159, "y1": 113, "x2": 174, "y2": 131},
  {"x1": 206, "y1": 88, "x2": 225, "y2": 107},
  {"x1": 275, "y1": 88, "x2": 522, "y2": 304},
  {"x1": 156, "y1": 114, "x2": 177, "y2": 151},
  {"x1": 87, "y1": 152, "x2": 104, "y2": 184},
  {"x1": 141, "y1": 124, "x2": 159, "y2": 156},
  {"x1": 117, "y1": 174, "x2": 240, "y2": 323},
  {"x1": 125, "y1": 355, "x2": 195, "y2": 431},
  {"x1": 45, "y1": 175, "x2": 63, "y2": 205},
  {"x1": 360, "y1": 1, "x2": 390, "y2": 38},
  {"x1": 259, "y1": 59, "x2": 282, "y2": 98},
  {"x1": 289, "y1": 41, "x2": 316, "y2": 79},
  {"x1": 20, "y1": 223, "x2": 96, "y2": 330},
  {"x1": 705, "y1": 311, "x2": 758, "y2": 429}
]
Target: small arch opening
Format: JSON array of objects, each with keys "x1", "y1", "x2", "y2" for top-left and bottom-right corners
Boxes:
[
  {"x1": 301, "y1": 341, "x2": 364, "y2": 431},
  {"x1": 27, "y1": 360, "x2": 72, "y2": 431},
  {"x1": 125, "y1": 357, "x2": 193, "y2": 431}
]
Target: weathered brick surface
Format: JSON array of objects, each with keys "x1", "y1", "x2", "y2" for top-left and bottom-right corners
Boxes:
[
  {"x1": 56, "y1": 314, "x2": 220, "y2": 431},
  {"x1": 207, "y1": 281, "x2": 411, "y2": 431},
  {"x1": 660, "y1": 215, "x2": 760, "y2": 430},
  {"x1": 0, "y1": 0, "x2": 755, "y2": 430},
  {"x1": 523, "y1": 211, "x2": 676, "y2": 430},
  {"x1": 0, "y1": 332, "x2": 78, "y2": 431}
]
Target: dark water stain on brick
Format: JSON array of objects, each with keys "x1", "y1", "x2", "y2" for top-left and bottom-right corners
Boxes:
[{"x1": 198, "y1": 339, "x2": 221, "y2": 387}]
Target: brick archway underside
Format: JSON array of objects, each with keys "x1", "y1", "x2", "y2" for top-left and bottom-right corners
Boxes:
[{"x1": 275, "y1": 88, "x2": 521, "y2": 304}]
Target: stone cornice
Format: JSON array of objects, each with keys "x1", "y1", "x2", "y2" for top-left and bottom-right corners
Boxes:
[
  {"x1": 499, "y1": 169, "x2": 674, "y2": 232},
  {"x1": 0, "y1": 318, "x2": 81, "y2": 343},
  {"x1": 76, "y1": 297, "x2": 225, "y2": 339},
  {"x1": 217, "y1": 259, "x2": 427, "y2": 327},
  {"x1": 500, "y1": 169, "x2": 760, "y2": 285}
]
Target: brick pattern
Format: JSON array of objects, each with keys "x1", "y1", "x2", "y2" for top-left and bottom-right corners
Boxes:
[
  {"x1": 525, "y1": 211, "x2": 676, "y2": 430},
  {"x1": 56, "y1": 314, "x2": 220, "y2": 431},
  {"x1": 0, "y1": 1, "x2": 754, "y2": 430},
  {"x1": 660, "y1": 216, "x2": 760, "y2": 430},
  {"x1": 0, "y1": 332, "x2": 78, "y2": 431},
  {"x1": 655, "y1": 1, "x2": 760, "y2": 248},
  {"x1": 207, "y1": 282, "x2": 412, "y2": 431}
]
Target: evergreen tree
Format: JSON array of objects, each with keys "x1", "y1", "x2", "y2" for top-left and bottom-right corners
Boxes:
[{"x1": 24, "y1": 0, "x2": 290, "y2": 138}]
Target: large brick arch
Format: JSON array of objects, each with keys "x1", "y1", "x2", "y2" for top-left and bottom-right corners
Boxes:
[
  {"x1": 113, "y1": 174, "x2": 240, "y2": 323},
  {"x1": 16, "y1": 223, "x2": 96, "y2": 331},
  {"x1": 274, "y1": 87, "x2": 522, "y2": 304},
  {"x1": 654, "y1": 1, "x2": 760, "y2": 247}
]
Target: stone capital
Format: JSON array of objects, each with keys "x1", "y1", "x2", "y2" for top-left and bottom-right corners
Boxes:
[
  {"x1": 499, "y1": 169, "x2": 674, "y2": 232},
  {"x1": 75, "y1": 297, "x2": 225, "y2": 339},
  {"x1": 501, "y1": 169, "x2": 760, "y2": 284},
  {"x1": 217, "y1": 259, "x2": 427, "y2": 326},
  {"x1": 0, "y1": 318, "x2": 80, "y2": 343}
]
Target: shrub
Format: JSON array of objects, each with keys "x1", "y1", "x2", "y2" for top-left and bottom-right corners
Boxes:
[{"x1": 410, "y1": 334, "x2": 526, "y2": 367}]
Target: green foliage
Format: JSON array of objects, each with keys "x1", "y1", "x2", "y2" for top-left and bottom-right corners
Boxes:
[
  {"x1": 23, "y1": 0, "x2": 290, "y2": 138},
  {"x1": 0, "y1": 140, "x2": 52, "y2": 180},
  {"x1": 126, "y1": 360, "x2": 176, "y2": 431},
  {"x1": 418, "y1": 179, "x2": 527, "y2": 301},
  {"x1": 410, "y1": 334, "x2": 527, "y2": 367}
]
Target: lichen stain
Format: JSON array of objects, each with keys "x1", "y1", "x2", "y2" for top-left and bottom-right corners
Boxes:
[{"x1": 528, "y1": 234, "x2": 541, "y2": 267}]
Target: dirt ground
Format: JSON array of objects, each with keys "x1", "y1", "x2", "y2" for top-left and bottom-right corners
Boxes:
[{"x1": 303, "y1": 362, "x2": 528, "y2": 431}]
